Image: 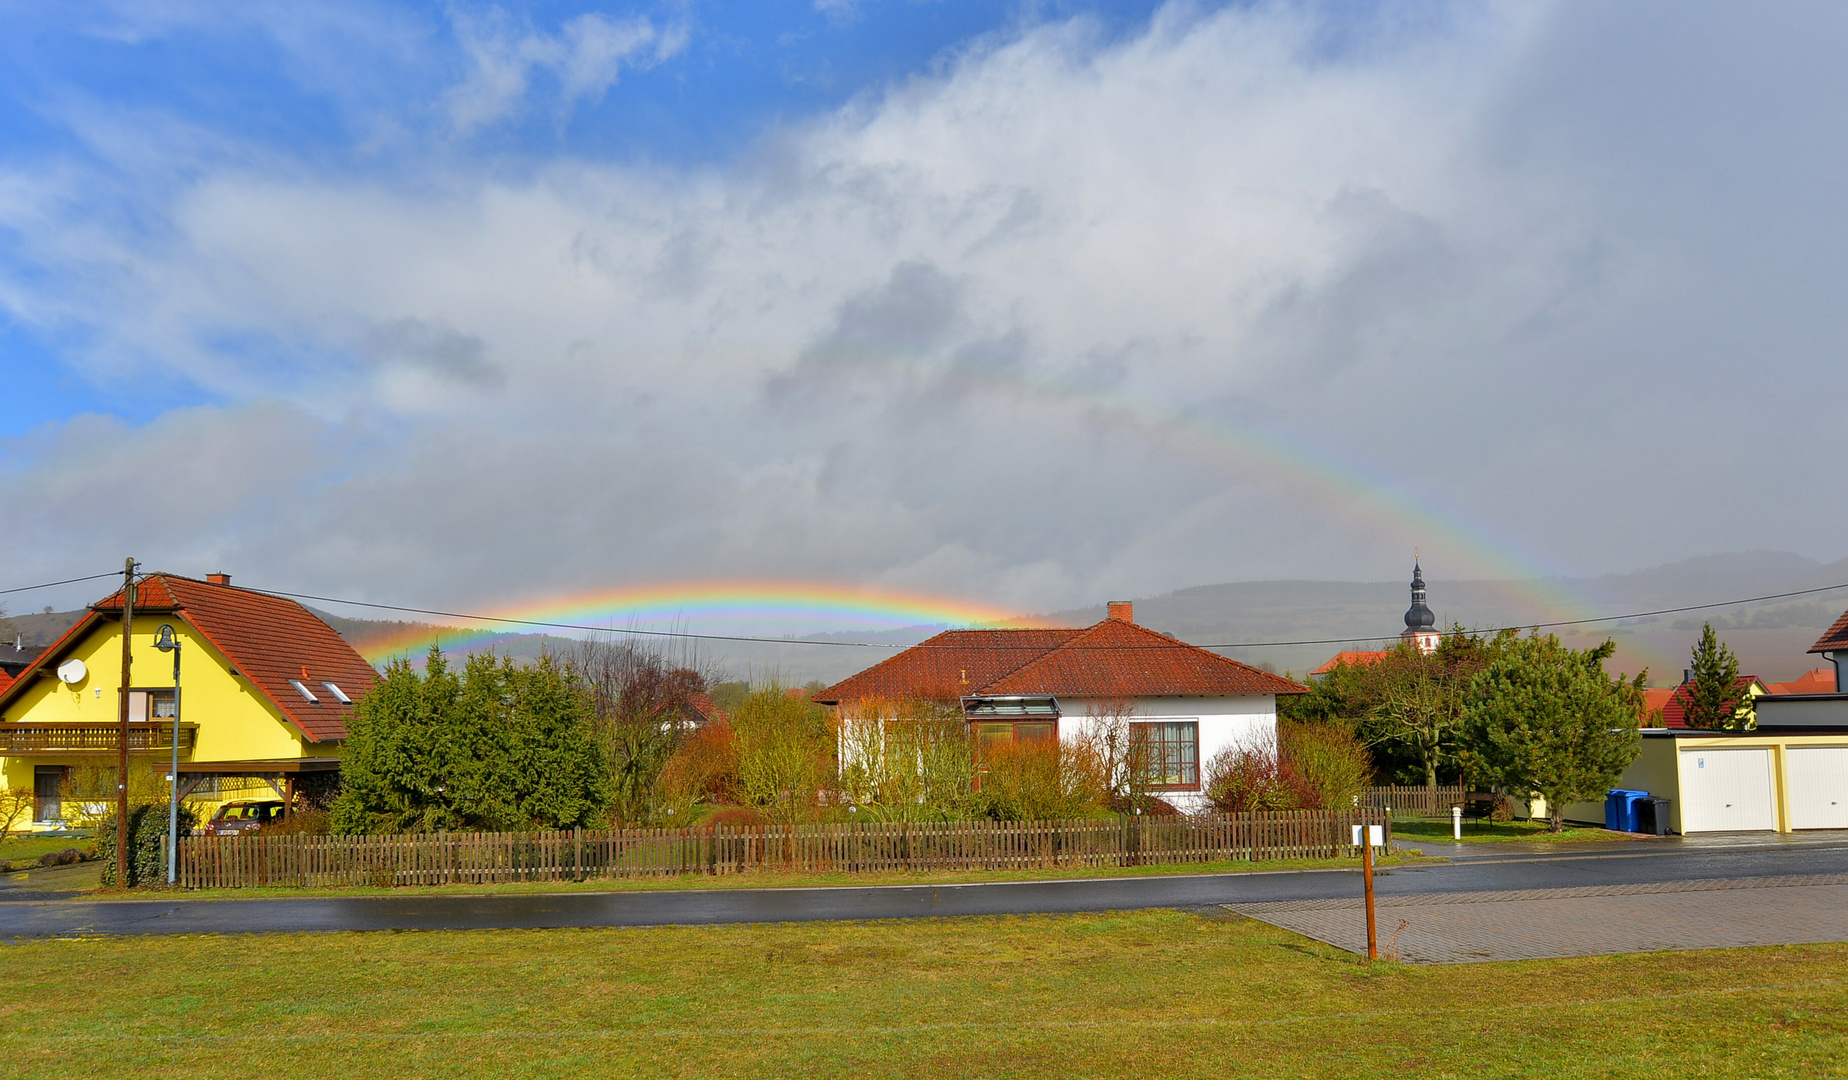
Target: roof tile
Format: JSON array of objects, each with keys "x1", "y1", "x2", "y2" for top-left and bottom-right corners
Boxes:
[
  {"x1": 1811, "y1": 610, "x2": 1848, "y2": 655},
  {"x1": 815, "y1": 619, "x2": 1305, "y2": 704},
  {"x1": 90, "y1": 573, "x2": 377, "y2": 742}
]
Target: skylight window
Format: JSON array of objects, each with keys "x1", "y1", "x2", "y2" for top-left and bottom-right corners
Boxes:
[
  {"x1": 321, "y1": 681, "x2": 352, "y2": 704},
  {"x1": 288, "y1": 679, "x2": 320, "y2": 704}
]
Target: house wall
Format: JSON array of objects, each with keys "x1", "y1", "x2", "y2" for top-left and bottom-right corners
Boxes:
[
  {"x1": 0, "y1": 619, "x2": 318, "y2": 830},
  {"x1": 1551, "y1": 737, "x2": 1681, "y2": 829},
  {"x1": 1058, "y1": 694, "x2": 1277, "y2": 812}
]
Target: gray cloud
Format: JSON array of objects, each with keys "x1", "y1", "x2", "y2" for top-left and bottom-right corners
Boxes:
[{"x1": 2, "y1": 2, "x2": 1845, "y2": 628}]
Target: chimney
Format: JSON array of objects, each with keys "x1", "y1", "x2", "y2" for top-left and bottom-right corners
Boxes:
[
  {"x1": 1107, "y1": 600, "x2": 1134, "y2": 623},
  {"x1": 206, "y1": 573, "x2": 232, "y2": 586},
  {"x1": 1683, "y1": 668, "x2": 1692, "y2": 685}
]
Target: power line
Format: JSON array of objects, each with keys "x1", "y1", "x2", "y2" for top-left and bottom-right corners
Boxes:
[
  {"x1": 249, "y1": 578, "x2": 1848, "y2": 653},
  {"x1": 0, "y1": 571, "x2": 122, "y2": 597}
]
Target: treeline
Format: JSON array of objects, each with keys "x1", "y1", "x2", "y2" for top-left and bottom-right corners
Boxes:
[{"x1": 1282, "y1": 628, "x2": 1647, "y2": 830}]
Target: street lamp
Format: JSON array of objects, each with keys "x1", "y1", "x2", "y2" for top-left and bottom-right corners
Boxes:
[{"x1": 153, "y1": 623, "x2": 182, "y2": 886}]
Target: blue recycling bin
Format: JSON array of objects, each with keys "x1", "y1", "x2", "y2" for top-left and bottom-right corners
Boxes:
[{"x1": 1604, "y1": 789, "x2": 1647, "y2": 832}]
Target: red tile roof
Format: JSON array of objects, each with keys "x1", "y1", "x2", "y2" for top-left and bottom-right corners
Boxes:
[
  {"x1": 1310, "y1": 650, "x2": 1391, "y2": 676},
  {"x1": 1811, "y1": 610, "x2": 1848, "y2": 655},
  {"x1": 3, "y1": 573, "x2": 378, "y2": 743},
  {"x1": 682, "y1": 691, "x2": 728, "y2": 726},
  {"x1": 814, "y1": 619, "x2": 1304, "y2": 704},
  {"x1": 1657, "y1": 676, "x2": 1765, "y2": 730},
  {"x1": 1764, "y1": 669, "x2": 1839, "y2": 695},
  {"x1": 1638, "y1": 687, "x2": 1676, "y2": 724},
  {"x1": 0, "y1": 669, "x2": 12, "y2": 695}
]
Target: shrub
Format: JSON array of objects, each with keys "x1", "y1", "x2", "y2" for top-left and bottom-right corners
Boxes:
[
  {"x1": 657, "y1": 719, "x2": 741, "y2": 818},
  {"x1": 836, "y1": 695, "x2": 979, "y2": 822},
  {"x1": 1279, "y1": 722, "x2": 1374, "y2": 810},
  {"x1": 1202, "y1": 736, "x2": 1312, "y2": 813},
  {"x1": 701, "y1": 806, "x2": 765, "y2": 828},
  {"x1": 976, "y1": 738, "x2": 1105, "y2": 821},
  {"x1": 96, "y1": 803, "x2": 199, "y2": 888},
  {"x1": 264, "y1": 808, "x2": 333, "y2": 836}
]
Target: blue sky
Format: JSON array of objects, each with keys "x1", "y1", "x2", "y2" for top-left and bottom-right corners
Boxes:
[
  {"x1": 1, "y1": 0, "x2": 1844, "y2": 625},
  {"x1": 0, "y1": 1, "x2": 1177, "y2": 434}
]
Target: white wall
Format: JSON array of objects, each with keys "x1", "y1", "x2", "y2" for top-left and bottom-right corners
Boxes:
[{"x1": 1058, "y1": 694, "x2": 1277, "y2": 813}]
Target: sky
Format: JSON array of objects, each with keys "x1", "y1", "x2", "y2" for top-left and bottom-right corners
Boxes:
[{"x1": 0, "y1": 0, "x2": 1844, "y2": 632}]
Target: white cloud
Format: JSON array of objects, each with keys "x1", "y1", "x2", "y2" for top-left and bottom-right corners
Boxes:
[
  {"x1": 444, "y1": 7, "x2": 686, "y2": 134},
  {"x1": 3, "y1": 1, "x2": 1846, "y2": 620}
]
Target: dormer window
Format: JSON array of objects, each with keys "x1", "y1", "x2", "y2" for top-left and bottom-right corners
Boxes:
[
  {"x1": 321, "y1": 682, "x2": 352, "y2": 705},
  {"x1": 288, "y1": 679, "x2": 320, "y2": 704}
]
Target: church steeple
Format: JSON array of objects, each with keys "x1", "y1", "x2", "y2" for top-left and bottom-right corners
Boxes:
[{"x1": 1401, "y1": 558, "x2": 1440, "y2": 653}]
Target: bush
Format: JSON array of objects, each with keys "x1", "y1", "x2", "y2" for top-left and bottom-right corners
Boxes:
[
  {"x1": 1279, "y1": 722, "x2": 1374, "y2": 810},
  {"x1": 263, "y1": 808, "x2": 333, "y2": 836},
  {"x1": 96, "y1": 803, "x2": 199, "y2": 888},
  {"x1": 657, "y1": 719, "x2": 741, "y2": 817},
  {"x1": 976, "y1": 739, "x2": 1105, "y2": 821},
  {"x1": 1202, "y1": 737, "x2": 1312, "y2": 813}
]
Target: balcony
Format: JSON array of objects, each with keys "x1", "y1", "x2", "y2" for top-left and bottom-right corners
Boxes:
[{"x1": 0, "y1": 722, "x2": 198, "y2": 756}]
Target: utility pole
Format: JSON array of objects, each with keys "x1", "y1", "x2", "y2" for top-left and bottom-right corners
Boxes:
[{"x1": 115, "y1": 557, "x2": 135, "y2": 884}]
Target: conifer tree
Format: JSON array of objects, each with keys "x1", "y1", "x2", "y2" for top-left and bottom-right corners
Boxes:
[{"x1": 1683, "y1": 622, "x2": 1749, "y2": 731}]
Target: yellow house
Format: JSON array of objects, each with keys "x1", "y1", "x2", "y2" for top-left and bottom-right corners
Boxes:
[{"x1": 0, "y1": 572, "x2": 377, "y2": 830}]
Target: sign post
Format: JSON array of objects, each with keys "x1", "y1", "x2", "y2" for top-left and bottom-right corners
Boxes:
[{"x1": 1353, "y1": 822, "x2": 1382, "y2": 961}]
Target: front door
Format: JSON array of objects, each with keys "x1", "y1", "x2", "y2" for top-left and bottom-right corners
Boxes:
[{"x1": 33, "y1": 766, "x2": 64, "y2": 823}]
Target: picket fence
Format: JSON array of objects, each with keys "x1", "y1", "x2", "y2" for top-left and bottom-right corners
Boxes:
[
  {"x1": 172, "y1": 809, "x2": 1391, "y2": 890},
  {"x1": 1360, "y1": 785, "x2": 1472, "y2": 818}
]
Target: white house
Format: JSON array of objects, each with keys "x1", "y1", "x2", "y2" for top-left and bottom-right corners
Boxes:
[{"x1": 813, "y1": 601, "x2": 1307, "y2": 811}]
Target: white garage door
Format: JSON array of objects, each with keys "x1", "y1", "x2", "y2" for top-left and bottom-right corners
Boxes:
[
  {"x1": 1680, "y1": 749, "x2": 1777, "y2": 832},
  {"x1": 1786, "y1": 747, "x2": 1848, "y2": 830}
]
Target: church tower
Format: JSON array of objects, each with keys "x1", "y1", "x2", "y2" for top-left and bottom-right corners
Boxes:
[{"x1": 1401, "y1": 560, "x2": 1441, "y2": 654}]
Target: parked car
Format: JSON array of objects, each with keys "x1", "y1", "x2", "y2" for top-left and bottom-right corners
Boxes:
[{"x1": 198, "y1": 800, "x2": 286, "y2": 837}]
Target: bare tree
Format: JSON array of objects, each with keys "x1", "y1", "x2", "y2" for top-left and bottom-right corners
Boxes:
[
  {"x1": 1075, "y1": 698, "x2": 1161, "y2": 814},
  {"x1": 569, "y1": 635, "x2": 722, "y2": 826},
  {"x1": 836, "y1": 694, "x2": 976, "y2": 822}
]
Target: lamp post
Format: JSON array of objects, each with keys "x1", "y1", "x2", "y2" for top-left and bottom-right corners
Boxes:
[{"x1": 153, "y1": 623, "x2": 182, "y2": 886}]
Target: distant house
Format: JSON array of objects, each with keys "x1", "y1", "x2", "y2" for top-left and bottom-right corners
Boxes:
[
  {"x1": 0, "y1": 573, "x2": 378, "y2": 830},
  {"x1": 813, "y1": 601, "x2": 1307, "y2": 811},
  {"x1": 680, "y1": 691, "x2": 728, "y2": 729},
  {"x1": 1765, "y1": 669, "x2": 1838, "y2": 696},
  {"x1": 1810, "y1": 611, "x2": 1848, "y2": 693},
  {"x1": 1308, "y1": 650, "x2": 1389, "y2": 678}
]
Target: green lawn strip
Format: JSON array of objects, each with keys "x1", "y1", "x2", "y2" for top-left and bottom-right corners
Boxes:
[
  {"x1": 1, "y1": 912, "x2": 1844, "y2": 1078},
  {"x1": 87, "y1": 854, "x2": 1433, "y2": 901},
  {"x1": 1390, "y1": 818, "x2": 1634, "y2": 844},
  {"x1": 0, "y1": 835, "x2": 92, "y2": 865}
]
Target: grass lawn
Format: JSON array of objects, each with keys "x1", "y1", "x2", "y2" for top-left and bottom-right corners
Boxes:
[
  {"x1": 141, "y1": 854, "x2": 1429, "y2": 901},
  {"x1": 1391, "y1": 818, "x2": 1633, "y2": 844},
  {"x1": 1, "y1": 911, "x2": 1844, "y2": 1079},
  {"x1": 0, "y1": 834, "x2": 91, "y2": 865}
]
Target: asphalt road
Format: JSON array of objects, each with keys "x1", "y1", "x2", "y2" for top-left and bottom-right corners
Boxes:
[{"x1": 5, "y1": 834, "x2": 1848, "y2": 938}]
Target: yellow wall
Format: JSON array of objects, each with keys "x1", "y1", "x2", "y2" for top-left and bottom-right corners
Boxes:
[{"x1": 0, "y1": 616, "x2": 342, "y2": 829}]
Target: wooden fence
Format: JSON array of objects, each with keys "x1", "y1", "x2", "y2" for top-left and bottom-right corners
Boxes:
[
  {"x1": 1360, "y1": 785, "x2": 1471, "y2": 818},
  {"x1": 172, "y1": 809, "x2": 1391, "y2": 890}
]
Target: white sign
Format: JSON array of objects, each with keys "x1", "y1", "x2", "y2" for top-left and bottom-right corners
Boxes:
[{"x1": 1350, "y1": 824, "x2": 1384, "y2": 848}]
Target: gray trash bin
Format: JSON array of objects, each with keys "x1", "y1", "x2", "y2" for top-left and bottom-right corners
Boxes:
[{"x1": 1637, "y1": 796, "x2": 1672, "y2": 836}]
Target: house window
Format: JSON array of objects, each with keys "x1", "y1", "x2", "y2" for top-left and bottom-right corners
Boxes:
[
  {"x1": 1133, "y1": 721, "x2": 1199, "y2": 789},
  {"x1": 975, "y1": 721, "x2": 1055, "y2": 749},
  {"x1": 126, "y1": 690, "x2": 176, "y2": 722}
]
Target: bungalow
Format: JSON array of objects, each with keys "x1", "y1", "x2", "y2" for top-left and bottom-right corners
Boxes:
[
  {"x1": 812, "y1": 601, "x2": 1307, "y2": 812},
  {"x1": 0, "y1": 572, "x2": 377, "y2": 830},
  {"x1": 1558, "y1": 613, "x2": 1848, "y2": 833}
]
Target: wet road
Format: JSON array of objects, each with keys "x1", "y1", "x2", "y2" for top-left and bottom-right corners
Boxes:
[{"x1": 4, "y1": 834, "x2": 1848, "y2": 938}]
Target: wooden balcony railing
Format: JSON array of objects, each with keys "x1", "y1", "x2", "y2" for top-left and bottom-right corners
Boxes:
[{"x1": 0, "y1": 722, "x2": 198, "y2": 755}]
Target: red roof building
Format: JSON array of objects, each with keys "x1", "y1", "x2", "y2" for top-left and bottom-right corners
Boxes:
[
  {"x1": 1764, "y1": 669, "x2": 1838, "y2": 696},
  {"x1": 1655, "y1": 676, "x2": 1767, "y2": 730},
  {"x1": 816, "y1": 602, "x2": 1306, "y2": 807},
  {"x1": 1309, "y1": 650, "x2": 1391, "y2": 677}
]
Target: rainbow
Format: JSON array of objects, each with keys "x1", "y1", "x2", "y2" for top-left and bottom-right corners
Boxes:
[
  {"x1": 916, "y1": 363, "x2": 1596, "y2": 627},
  {"x1": 354, "y1": 581, "x2": 1033, "y2": 663}
]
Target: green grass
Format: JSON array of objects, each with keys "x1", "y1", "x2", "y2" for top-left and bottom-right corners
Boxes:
[
  {"x1": 1391, "y1": 818, "x2": 1633, "y2": 844},
  {"x1": 1, "y1": 911, "x2": 1844, "y2": 1078},
  {"x1": 106, "y1": 854, "x2": 1432, "y2": 901},
  {"x1": 0, "y1": 834, "x2": 91, "y2": 866}
]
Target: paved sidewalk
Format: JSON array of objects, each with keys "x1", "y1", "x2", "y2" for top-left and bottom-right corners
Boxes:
[{"x1": 1228, "y1": 874, "x2": 1848, "y2": 963}]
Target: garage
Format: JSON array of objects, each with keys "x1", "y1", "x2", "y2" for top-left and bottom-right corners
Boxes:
[
  {"x1": 1679, "y1": 748, "x2": 1777, "y2": 832},
  {"x1": 1785, "y1": 746, "x2": 1848, "y2": 829}
]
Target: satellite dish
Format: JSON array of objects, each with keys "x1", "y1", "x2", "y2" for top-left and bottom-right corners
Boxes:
[{"x1": 56, "y1": 658, "x2": 87, "y2": 685}]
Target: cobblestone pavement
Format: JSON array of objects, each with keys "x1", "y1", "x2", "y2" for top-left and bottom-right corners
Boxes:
[{"x1": 1227, "y1": 874, "x2": 1848, "y2": 963}]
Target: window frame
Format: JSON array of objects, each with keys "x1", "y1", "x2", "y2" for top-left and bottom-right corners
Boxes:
[{"x1": 1131, "y1": 719, "x2": 1201, "y2": 792}]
